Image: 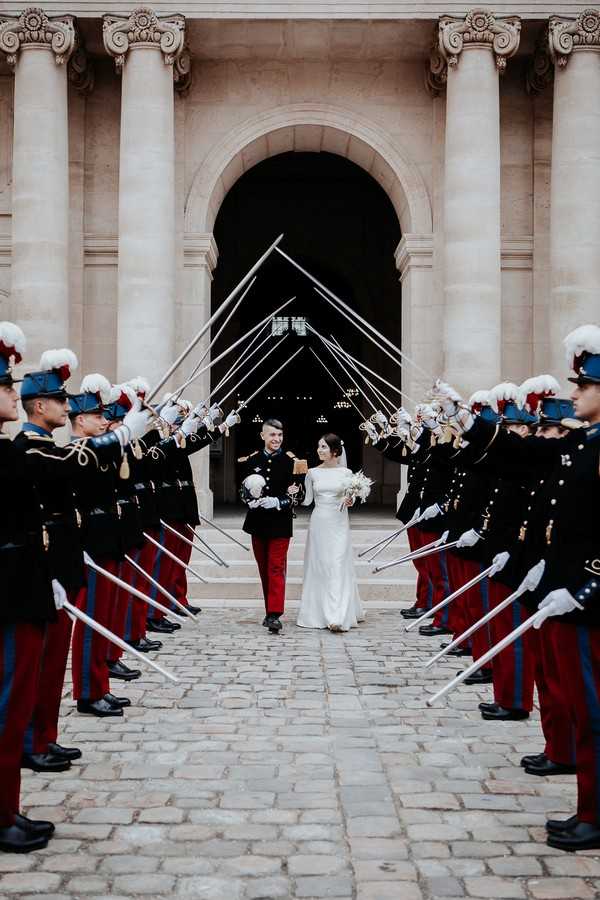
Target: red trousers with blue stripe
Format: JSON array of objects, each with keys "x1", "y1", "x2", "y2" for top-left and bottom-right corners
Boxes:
[
  {"x1": 71, "y1": 558, "x2": 118, "y2": 700},
  {"x1": 488, "y1": 580, "x2": 534, "y2": 712},
  {"x1": 0, "y1": 623, "x2": 44, "y2": 826},
  {"x1": 408, "y1": 527, "x2": 433, "y2": 612},
  {"x1": 452, "y1": 557, "x2": 492, "y2": 662},
  {"x1": 147, "y1": 524, "x2": 185, "y2": 622},
  {"x1": 445, "y1": 551, "x2": 472, "y2": 650},
  {"x1": 535, "y1": 621, "x2": 576, "y2": 766},
  {"x1": 107, "y1": 537, "x2": 160, "y2": 661},
  {"x1": 166, "y1": 521, "x2": 192, "y2": 612},
  {"x1": 547, "y1": 621, "x2": 600, "y2": 823},
  {"x1": 24, "y1": 606, "x2": 73, "y2": 754},
  {"x1": 414, "y1": 529, "x2": 452, "y2": 629}
]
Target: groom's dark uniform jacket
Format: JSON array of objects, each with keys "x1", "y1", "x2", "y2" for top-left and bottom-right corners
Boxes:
[
  {"x1": 238, "y1": 448, "x2": 299, "y2": 538},
  {"x1": 238, "y1": 447, "x2": 305, "y2": 617}
]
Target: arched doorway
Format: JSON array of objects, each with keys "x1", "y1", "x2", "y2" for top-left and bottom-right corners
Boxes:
[{"x1": 208, "y1": 150, "x2": 401, "y2": 507}]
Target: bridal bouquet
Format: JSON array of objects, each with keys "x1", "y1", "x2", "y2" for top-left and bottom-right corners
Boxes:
[{"x1": 339, "y1": 470, "x2": 374, "y2": 511}]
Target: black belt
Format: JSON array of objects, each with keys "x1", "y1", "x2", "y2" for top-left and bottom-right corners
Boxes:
[
  {"x1": 161, "y1": 480, "x2": 193, "y2": 490},
  {"x1": 134, "y1": 482, "x2": 156, "y2": 492}
]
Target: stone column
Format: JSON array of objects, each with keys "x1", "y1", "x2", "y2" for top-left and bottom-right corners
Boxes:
[
  {"x1": 548, "y1": 9, "x2": 600, "y2": 376},
  {"x1": 433, "y1": 9, "x2": 520, "y2": 393},
  {"x1": 103, "y1": 7, "x2": 188, "y2": 385},
  {"x1": 183, "y1": 232, "x2": 218, "y2": 516},
  {"x1": 0, "y1": 7, "x2": 75, "y2": 362}
]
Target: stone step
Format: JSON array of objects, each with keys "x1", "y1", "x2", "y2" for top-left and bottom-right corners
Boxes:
[{"x1": 188, "y1": 574, "x2": 416, "y2": 602}]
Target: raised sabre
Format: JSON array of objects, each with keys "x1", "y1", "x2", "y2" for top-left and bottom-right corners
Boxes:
[
  {"x1": 148, "y1": 234, "x2": 284, "y2": 402},
  {"x1": 276, "y1": 246, "x2": 435, "y2": 381},
  {"x1": 233, "y1": 345, "x2": 305, "y2": 414},
  {"x1": 216, "y1": 334, "x2": 289, "y2": 409},
  {"x1": 190, "y1": 520, "x2": 251, "y2": 554},
  {"x1": 309, "y1": 347, "x2": 364, "y2": 420},
  {"x1": 168, "y1": 296, "x2": 295, "y2": 402},
  {"x1": 124, "y1": 553, "x2": 203, "y2": 617},
  {"x1": 84, "y1": 554, "x2": 188, "y2": 625},
  {"x1": 160, "y1": 518, "x2": 228, "y2": 569},
  {"x1": 210, "y1": 328, "x2": 272, "y2": 401},
  {"x1": 307, "y1": 324, "x2": 379, "y2": 415},
  {"x1": 143, "y1": 531, "x2": 210, "y2": 585},
  {"x1": 185, "y1": 528, "x2": 228, "y2": 568},
  {"x1": 406, "y1": 562, "x2": 497, "y2": 632}
]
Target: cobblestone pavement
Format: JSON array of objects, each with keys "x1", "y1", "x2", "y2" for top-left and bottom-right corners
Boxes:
[{"x1": 3, "y1": 607, "x2": 599, "y2": 900}]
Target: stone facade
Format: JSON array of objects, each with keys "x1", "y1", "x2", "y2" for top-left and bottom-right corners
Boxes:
[{"x1": 0, "y1": 5, "x2": 598, "y2": 509}]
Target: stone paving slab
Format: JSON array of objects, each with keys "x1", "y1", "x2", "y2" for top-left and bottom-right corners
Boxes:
[{"x1": 1, "y1": 608, "x2": 598, "y2": 899}]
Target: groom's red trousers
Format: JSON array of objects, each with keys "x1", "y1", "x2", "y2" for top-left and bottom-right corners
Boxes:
[{"x1": 252, "y1": 536, "x2": 290, "y2": 615}]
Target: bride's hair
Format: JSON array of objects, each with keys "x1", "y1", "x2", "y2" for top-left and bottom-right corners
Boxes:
[{"x1": 320, "y1": 433, "x2": 344, "y2": 458}]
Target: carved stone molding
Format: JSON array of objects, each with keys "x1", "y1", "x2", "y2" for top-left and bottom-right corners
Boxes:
[
  {"x1": 184, "y1": 232, "x2": 219, "y2": 275},
  {"x1": 174, "y1": 44, "x2": 192, "y2": 94},
  {"x1": 500, "y1": 236, "x2": 533, "y2": 270},
  {"x1": 526, "y1": 26, "x2": 554, "y2": 94},
  {"x1": 394, "y1": 234, "x2": 433, "y2": 282},
  {"x1": 425, "y1": 36, "x2": 448, "y2": 97},
  {"x1": 0, "y1": 6, "x2": 75, "y2": 67},
  {"x1": 438, "y1": 8, "x2": 521, "y2": 73},
  {"x1": 103, "y1": 6, "x2": 186, "y2": 74},
  {"x1": 549, "y1": 8, "x2": 600, "y2": 67},
  {"x1": 68, "y1": 36, "x2": 94, "y2": 94}
]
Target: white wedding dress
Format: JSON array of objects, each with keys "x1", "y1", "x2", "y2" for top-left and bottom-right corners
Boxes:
[{"x1": 297, "y1": 466, "x2": 364, "y2": 632}]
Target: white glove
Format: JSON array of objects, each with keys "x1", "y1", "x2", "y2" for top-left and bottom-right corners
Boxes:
[
  {"x1": 361, "y1": 421, "x2": 379, "y2": 443},
  {"x1": 415, "y1": 403, "x2": 440, "y2": 432},
  {"x1": 193, "y1": 402, "x2": 208, "y2": 418},
  {"x1": 247, "y1": 499, "x2": 261, "y2": 509},
  {"x1": 52, "y1": 578, "x2": 67, "y2": 611},
  {"x1": 259, "y1": 497, "x2": 280, "y2": 510},
  {"x1": 117, "y1": 403, "x2": 154, "y2": 444},
  {"x1": 370, "y1": 411, "x2": 388, "y2": 427},
  {"x1": 208, "y1": 403, "x2": 222, "y2": 422},
  {"x1": 392, "y1": 407, "x2": 412, "y2": 428},
  {"x1": 431, "y1": 380, "x2": 462, "y2": 416},
  {"x1": 180, "y1": 413, "x2": 200, "y2": 436},
  {"x1": 456, "y1": 528, "x2": 481, "y2": 548},
  {"x1": 534, "y1": 588, "x2": 583, "y2": 629},
  {"x1": 219, "y1": 411, "x2": 241, "y2": 435},
  {"x1": 161, "y1": 401, "x2": 180, "y2": 426},
  {"x1": 491, "y1": 551, "x2": 510, "y2": 575},
  {"x1": 421, "y1": 503, "x2": 441, "y2": 521},
  {"x1": 520, "y1": 559, "x2": 546, "y2": 593}
]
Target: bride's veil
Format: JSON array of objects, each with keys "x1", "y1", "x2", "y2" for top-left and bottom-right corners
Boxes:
[{"x1": 339, "y1": 441, "x2": 348, "y2": 469}]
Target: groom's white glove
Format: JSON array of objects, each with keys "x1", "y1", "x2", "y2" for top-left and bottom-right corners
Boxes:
[{"x1": 259, "y1": 497, "x2": 280, "y2": 510}]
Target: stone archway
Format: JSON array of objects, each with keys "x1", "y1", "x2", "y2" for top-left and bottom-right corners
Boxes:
[
  {"x1": 185, "y1": 102, "x2": 432, "y2": 236},
  {"x1": 183, "y1": 103, "x2": 436, "y2": 513}
]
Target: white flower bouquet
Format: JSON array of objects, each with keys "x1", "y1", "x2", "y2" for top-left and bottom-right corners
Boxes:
[{"x1": 339, "y1": 470, "x2": 374, "y2": 511}]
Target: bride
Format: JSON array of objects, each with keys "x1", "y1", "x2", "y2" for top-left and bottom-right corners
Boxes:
[{"x1": 296, "y1": 433, "x2": 364, "y2": 632}]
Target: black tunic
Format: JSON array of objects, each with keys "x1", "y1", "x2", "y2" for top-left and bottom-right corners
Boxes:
[{"x1": 238, "y1": 448, "x2": 297, "y2": 539}]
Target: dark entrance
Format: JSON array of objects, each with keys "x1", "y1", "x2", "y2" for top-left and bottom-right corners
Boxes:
[{"x1": 209, "y1": 151, "x2": 402, "y2": 506}]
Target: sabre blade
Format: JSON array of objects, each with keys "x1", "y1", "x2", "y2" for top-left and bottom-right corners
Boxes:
[
  {"x1": 63, "y1": 599, "x2": 179, "y2": 683},
  {"x1": 123, "y1": 554, "x2": 200, "y2": 623},
  {"x1": 406, "y1": 562, "x2": 496, "y2": 633},
  {"x1": 309, "y1": 347, "x2": 364, "y2": 419},
  {"x1": 235, "y1": 345, "x2": 305, "y2": 411},
  {"x1": 148, "y1": 234, "x2": 284, "y2": 402},
  {"x1": 191, "y1": 520, "x2": 251, "y2": 554},
  {"x1": 84, "y1": 553, "x2": 187, "y2": 624},
  {"x1": 143, "y1": 531, "x2": 209, "y2": 586},
  {"x1": 160, "y1": 519, "x2": 226, "y2": 568},
  {"x1": 374, "y1": 538, "x2": 460, "y2": 574},
  {"x1": 217, "y1": 334, "x2": 289, "y2": 408}
]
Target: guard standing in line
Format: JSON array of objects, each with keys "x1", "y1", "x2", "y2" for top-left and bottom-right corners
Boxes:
[{"x1": 0, "y1": 323, "x2": 59, "y2": 853}]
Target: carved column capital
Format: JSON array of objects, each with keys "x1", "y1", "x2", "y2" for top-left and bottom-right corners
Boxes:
[
  {"x1": 526, "y1": 26, "x2": 554, "y2": 94},
  {"x1": 102, "y1": 6, "x2": 186, "y2": 74},
  {"x1": 438, "y1": 8, "x2": 521, "y2": 73},
  {"x1": 68, "y1": 35, "x2": 94, "y2": 94},
  {"x1": 426, "y1": 35, "x2": 448, "y2": 97},
  {"x1": 549, "y1": 8, "x2": 600, "y2": 67},
  {"x1": 0, "y1": 6, "x2": 75, "y2": 67}
]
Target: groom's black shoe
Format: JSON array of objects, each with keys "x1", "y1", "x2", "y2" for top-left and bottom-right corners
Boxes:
[{"x1": 265, "y1": 614, "x2": 282, "y2": 634}]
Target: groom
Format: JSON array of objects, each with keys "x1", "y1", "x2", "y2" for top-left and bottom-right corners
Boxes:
[{"x1": 238, "y1": 418, "x2": 306, "y2": 634}]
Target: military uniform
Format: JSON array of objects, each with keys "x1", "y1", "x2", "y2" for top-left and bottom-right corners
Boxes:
[{"x1": 238, "y1": 448, "x2": 299, "y2": 616}]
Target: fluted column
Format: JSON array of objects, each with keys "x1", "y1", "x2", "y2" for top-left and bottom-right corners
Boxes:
[
  {"x1": 0, "y1": 7, "x2": 75, "y2": 361},
  {"x1": 433, "y1": 9, "x2": 520, "y2": 393},
  {"x1": 104, "y1": 7, "x2": 189, "y2": 385},
  {"x1": 547, "y1": 9, "x2": 600, "y2": 375}
]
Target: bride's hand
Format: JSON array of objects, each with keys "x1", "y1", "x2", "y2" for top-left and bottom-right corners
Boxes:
[{"x1": 342, "y1": 497, "x2": 354, "y2": 508}]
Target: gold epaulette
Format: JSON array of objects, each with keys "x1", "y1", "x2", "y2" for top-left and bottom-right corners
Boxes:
[
  {"x1": 237, "y1": 450, "x2": 259, "y2": 464},
  {"x1": 286, "y1": 451, "x2": 296, "y2": 459},
  {"x1": 293, "y1": 458, "x2": 308, "y2": 475}
]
